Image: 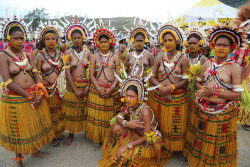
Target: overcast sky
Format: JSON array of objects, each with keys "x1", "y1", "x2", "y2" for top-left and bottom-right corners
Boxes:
[{"x1": 0, "y1": 0, "x2": 199, "y2": 22}]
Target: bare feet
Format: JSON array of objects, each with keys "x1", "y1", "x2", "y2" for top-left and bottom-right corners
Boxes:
[
  {"x1": 51, "y1": 138, "x2": 60, "y2": 147},
  {"x1": 15, "y1": 153, "x2": 24, "y2": 167},
  {"x1": 16, "y1": 161, "x2": 23, "y2": 167},
  {"x1": 64, "y1": 133, "x2": 74, "y2": 146},
  {"x1": 31, "y1": 151, "x2": 50, "y2": 158}
]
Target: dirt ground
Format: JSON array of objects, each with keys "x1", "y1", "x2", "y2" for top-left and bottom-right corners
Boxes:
[{"x1": 0, "y1": 126, "x2": 249, "y2": 167}]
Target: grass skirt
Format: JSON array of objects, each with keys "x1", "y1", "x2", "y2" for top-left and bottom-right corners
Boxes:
[
  {"x1": 62, "y1": 78, "x2": 88, "y2": 133},
  {"x1": 44, "y1": 83, "x2": 65, "y2": 138},
  {"x1": 0, "y1": 89, "x2": 54, "y2": 154},
  {"x1": 184, "y1": 101, "x2": 238, "y2": 167},
  {"x1": 99, "y1": 123, "x2": 171, "y2": 167},
  {"x1": 86, "y1": 83, "x2": 121, "y2": 144},
  {"x1": 147, "y1": 88, "x2": 188, "y2": 152}
]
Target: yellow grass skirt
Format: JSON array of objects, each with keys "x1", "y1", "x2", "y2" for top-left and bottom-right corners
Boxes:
[
  {"x1": 62, "y1": 79, "x2": 88, "y2": 133},
  {"x1": 99, "y1": 123, "x2": 171, "y2": 167},
  {"x1": 86, "y1": 84, "x2": 121, "y2": 144},
  {"x1": 44, "y1": 84, "x2": 65, "y2": 138},
  {"x1": 184, "y1": 101, "x2": 238, "y2": 167},
  {"x1": 0, "y1": 92, "x2": 54, "y2": 154},
  {"x1": 147, "y1": 88, "x2": 188, "y2": 152}
]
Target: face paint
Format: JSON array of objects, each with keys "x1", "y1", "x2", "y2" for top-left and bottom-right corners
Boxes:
[
  {"x1": 214, "y1": 47, "x2": 231, "y2": 58},
  {"x1": 188, "y1": 44, "x2": 200, "y2": 53},
  {"x1": 163, "y1": 36, "x2": 176, "y2": 52},
  {"x1": 9, "y1": 31, "x2": 25, "y2": 50},
  {"x1": 99, "y1": 42, "x2": 110, "y2": 51},
  {"x1": 134, "y1": 41, "x2": 144, "y2": 50},
  {"x1": 44, "y1": 34, "x2": 57, "y2": 49},
  {"x1": 187, "y1": 37, "x2": 200, "y2": 53},
  {"x1": 125, "y1": 97, "x2": 138, "y2": 107},
  {"x1": 214, "y1": 38, "x2": 231, "y2": 58},
  {"x1": 71, "y1": 33, "x2": 83, "y2": 47}
]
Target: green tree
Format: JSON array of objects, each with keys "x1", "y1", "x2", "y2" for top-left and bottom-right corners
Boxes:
[{"x1": 24, "y1": 8, "x2": 49, "y2": 32}]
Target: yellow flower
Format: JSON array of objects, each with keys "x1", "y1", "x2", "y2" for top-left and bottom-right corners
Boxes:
[
  {"x1": 188, "y1": 63, "x2": 202, "y2": 81},
  {"x1": 121, "y1": 98, "x2": 125, "y2": 103},
  {"x1": 144, "y1": 131, "x2": 157, "y2": 144},
  {"x1": 61, "y1": 54, "x2": 70, "y2": 65}
]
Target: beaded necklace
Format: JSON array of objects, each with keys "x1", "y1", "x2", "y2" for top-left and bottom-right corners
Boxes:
[
  {"x1": 99, "y1": 51, "x2": 112, "y2": 67},
  {"x1": 187, "y1": 53, "x2": 202, "y2": 65},
  {"x1": 5, "y1": 48, "x2": 28, "y2": 70},
  {"x1": 70, "y1": 47, "x2": 87, "y2": 68},
  {"x1": 162, "y1": 51, "x2": 181, "y2": 70}
]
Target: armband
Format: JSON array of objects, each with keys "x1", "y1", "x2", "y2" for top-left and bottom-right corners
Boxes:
[
  {"x1": 0, "y1": 78, "x2": 13, "y2": 89},
  {"x1": 233, "y1": 85, "x2": 244, "y2": 92}
]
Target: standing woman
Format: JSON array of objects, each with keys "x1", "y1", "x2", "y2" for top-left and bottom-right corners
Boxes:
[
  {"x1": 62, "y1": 22, "x2": 91, "y2": 146},
  {"x1": 184, "y1": 26, "x2": 244, "y2": 167},
  {"x1": 0, "y1": 19, "x2": 54, "y2": 167},
  {"x1": 232, "y1": 3, "x2": 250, "y2": 129},
  {"x1": 36, "y1": 26, "x2": 64, "y2": 146},
  {"x1": 148, "y1": 25, "x2": 189, "y2": 152},
  {"x1": 124, "y1": 27, "x2": 154, "y2": 77},
  {"x1": 184, "y1": 30, "x2": 208, "y2": 119},
  {"x1": 86, "y1": 28, "x2": 121, "y2": 144}
]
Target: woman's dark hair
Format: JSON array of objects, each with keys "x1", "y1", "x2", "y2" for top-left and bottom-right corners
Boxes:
[
  {"x1": 38, "y1": 41, "x2": 45, "y2": 50},
  {"x1": 9, "y1": 26, "x2": 23, "y2": 36},
  {"x1": 134, "y1": 32, "x2": 145, "y2": 40},
  {"x1": 126, "y1": 85, "x2": 138, "y2": 96},
  {"x1": 187, "y1": 34, "x2": 201, "y2": 42},
  {"x1": 98, "y1": 34, "x2": 110, "y2": 41},
  {"x1": 162, "y1": 32, "x2": 181, "y2": 51},
  {"x1": 71, "y1": 29, "x2": 83, "y2": 37},
  {"x1": 214, "y1": 34, "x2": 234, "y2": 46}
]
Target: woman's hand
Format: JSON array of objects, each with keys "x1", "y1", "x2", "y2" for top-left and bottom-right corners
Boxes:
[
  {"x1": 163, "y1": 93, "x2": 173, "y2": 101},
  {"x1": 82, "y1": 86, "x2": 90, "y2": 97},
  {"x1": 116, "y1": 144, "x2": 128, "y2": 156},
  {"x1": 74, "y1": 88, "x2": 84, "y2": 98},
  {"x1": 126, "y1": 120, "x2": 145, "y2": 129},
  {"x1": 159, "y1": 86, "x2": 171, "y2": 96},
  {"x1": 98, "y1": 88, "x2": 106, "y2": 98},
  {"x1": 103, "y1": 88, "x2": 113, "y2": 98},
  {"x1": 31, "y1": 95, "x2": 43, "y2": 108}
]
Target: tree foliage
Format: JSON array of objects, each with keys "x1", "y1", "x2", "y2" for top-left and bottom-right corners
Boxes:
[{"x1": 24, "y1": 8, "x2": 49, "y2": 32}]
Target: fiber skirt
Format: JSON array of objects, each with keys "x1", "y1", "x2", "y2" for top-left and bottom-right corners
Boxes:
[
  {"x1": 147, "y1": 88, "x2": 188, "y2": 151},
  {"x1": 99, "y1": 123, "x2": 171, "y2": 167},
  {"x1": 62, "y1": 78, "x2": 88, "y2": 133},
  {"x1": 0, "y1": 88, "x2": 54, "y2": 154},
  {"x1": 44, "y1": 83, "x2": 64, "y2": 138},
  {"x1": 86, "y1": 83, "x2": 121, "y2": 144},
  {"x1": 184, "y1": 101, "x2": 238, "y2": 167}
]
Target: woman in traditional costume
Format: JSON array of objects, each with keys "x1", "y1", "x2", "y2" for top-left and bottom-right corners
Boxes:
[
  {"x1": 62, "y1": 20, "x2": 91, "y2": 146},
  {"x1": 184, "y1": 25, "x2": 244, "y2": 167},
  {"x1": 0, "y1": 18, "x2": 54, "y2": 167},
  {"x1": 184, "y1": 29, "x2": 209, "y2": 120},
  {"x1": 147, "y1": 25, "x2": 189, "y2": 153},
  {"x1": 86, "y1": 28, "x2": 122, "y2": 144},
  {"x1": 232, "y1": 3, "x2": 250, "y2": 129},
  {"x1": 36, "y1": 26, "x2": 65, "y2": 146},
  {"x1": 124, "y1": 27, "x2": 154, "y2": 77},
  {"x1": 99, "y1": 68, "x2": 171, "y2": 167}
]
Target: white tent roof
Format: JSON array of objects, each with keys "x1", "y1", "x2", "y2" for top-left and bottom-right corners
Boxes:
[{"x1": 177, "y1": 0, "x2": 238, "y2": 22}]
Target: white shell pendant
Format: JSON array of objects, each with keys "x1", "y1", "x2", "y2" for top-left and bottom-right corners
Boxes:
[{"x1": 164, "y1": 61, "x2": 174, "y2": 68}]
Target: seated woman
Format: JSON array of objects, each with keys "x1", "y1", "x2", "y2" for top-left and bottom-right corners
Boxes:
[{"x1": 99, "y1": 71, "x2": 171, "y2": 167}]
